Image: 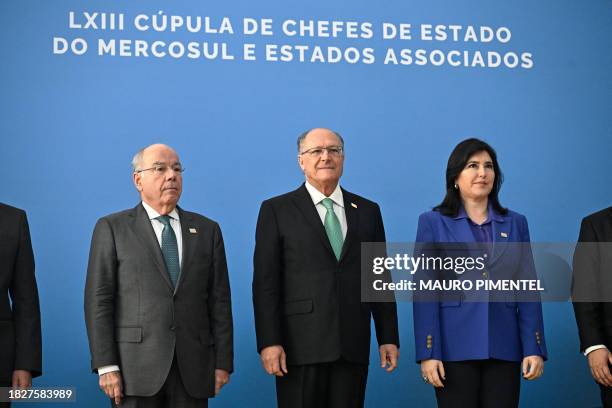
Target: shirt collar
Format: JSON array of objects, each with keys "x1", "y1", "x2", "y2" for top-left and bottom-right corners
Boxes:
[
  {"x1": 305, "y1": 181, "x2": 344, "y2": 208},
  {"x1": 454, "y1": 202, "x2": 502, "y2": 223},
  {"x1": 141, "y1": 201, "x2": 180, "y2": 221}
]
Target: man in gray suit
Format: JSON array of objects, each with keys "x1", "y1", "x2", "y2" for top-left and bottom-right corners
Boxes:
[{"x1": 85, "y1": 144, "x2": 233, "y2": 407}]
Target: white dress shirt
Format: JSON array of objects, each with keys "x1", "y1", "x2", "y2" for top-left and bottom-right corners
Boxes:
[
  {"x1": 98, "y1": 201, "x2": 183, "y2": 376},
  {"x1": 584, "y1": 344, "x2": 608, "y2": 356},
  {"x1": 304, "y1": 181, "x2": 347, "y2": 239},
  {"x1": 141, "y1": 201, "x2": 183, "y2": 267}
]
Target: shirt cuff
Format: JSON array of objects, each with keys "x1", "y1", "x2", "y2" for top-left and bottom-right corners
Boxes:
[
  {"x1": 584, "y1": 345, "x2": 607, "y2": 356},
  {"x1": 98, "y1": 365, "x2": 120, "y2": 376}
]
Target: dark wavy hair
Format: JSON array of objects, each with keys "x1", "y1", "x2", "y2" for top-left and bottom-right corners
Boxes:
[{"x1": 434, "y1": 138, "x2": 507, "y2": 217}]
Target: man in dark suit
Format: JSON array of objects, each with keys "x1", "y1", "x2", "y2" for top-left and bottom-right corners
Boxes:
[
  {"x1": 85, "y1": 144, "x2": 233, "y2": 408},
  {"x1": 0, "y1": 203, "x2": 42, "y2": 406},
  {"x1": 252, "y1": 128, "x2": 399, "y2": 408},
  {"x1": 573, "y1": 206, "x2": 612, "y2": 407}
]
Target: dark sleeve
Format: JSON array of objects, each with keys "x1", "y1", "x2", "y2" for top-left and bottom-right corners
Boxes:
[
  {"x1": 572, "y1": 216, "x2": 605, "y2": 351},
  {"x1": 252, "y1": 200, "x2": 284, "y2": 352},
  {"x1": 208, "y1": 223, "x2": 234, "y2": 372},
  {"x1": 370, "y1": 204, "x2": 400, "y2": 347},
  {"x1": 9, "y1": 210, "x2": 42, "y2": 377},
  {"x1": 84, "y1": 218, "x2": 119, "y2": 372}
]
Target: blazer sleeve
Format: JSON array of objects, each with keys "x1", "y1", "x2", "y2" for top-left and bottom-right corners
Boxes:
[
  {"x1": 84, "y1": 218, "x2": 119, "y2": 371},
  {"x1": 10, "y1": 210, "x2": 42, "y2": 377},
  {"x1": 370, "y1": 204, "x2": 400, "y2": 347},
  {"x1": 572, "y1": 216, "x2": 605, "y2": 351},
  {"x1": 207, "y1": 223, "x2": 234, "y2": 372},
  {"x1": 516, "y1": 215, "x2": 548, "y2": 359},
  {"x1": 252, "y1": 200, "x2": 284, "y2": 352},
  {"x1": 412, "y1": 213, "x2": 443, "y2": 362}
]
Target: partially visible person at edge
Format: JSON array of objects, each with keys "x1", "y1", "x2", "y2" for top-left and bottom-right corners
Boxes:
[
  {"x1": 573, "y1": 206, "x2": 612, "y2": 407},
  {"x1": 0, "y1": 203, "x2": 42, "y2": 408}
]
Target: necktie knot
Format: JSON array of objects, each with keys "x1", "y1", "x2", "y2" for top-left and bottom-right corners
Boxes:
[
  {"x1": 321, "y1": 198, "x2": 334, "y2": 210},
  {"x1": 157, "y1": 215, "x2": 171, "y2": 226}
]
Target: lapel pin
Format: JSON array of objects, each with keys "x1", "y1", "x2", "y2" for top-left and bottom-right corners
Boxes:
[
  {"x1": 351, "y1": 202, "x2": 357, "y2": 208},
  {"x1": 189, "y1": 228, "x2": 197, "y2": 234},
  {"x1": 500, "y1": 232, "x2": 508, "y2": 238}
]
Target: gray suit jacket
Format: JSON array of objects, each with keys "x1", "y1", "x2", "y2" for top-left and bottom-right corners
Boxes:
[{"x1": 84, "y1": 203, "x2": 233, "y2": 398}]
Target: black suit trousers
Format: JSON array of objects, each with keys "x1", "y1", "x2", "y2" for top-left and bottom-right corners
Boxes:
[
  {"x1": 434, "y1": 359, "x2": 520, "y2": 408},
  {"x1": 600, "y1": 381, "x2": 612, "y2": 408},
  {"x1": 0, "y1": 380, "x2": 9, "y2": 408},
  {"x1": 275, "y1": 359, "x2": 368, "y2": 408}
]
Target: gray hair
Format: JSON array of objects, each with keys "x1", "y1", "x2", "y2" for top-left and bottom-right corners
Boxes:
[
  {"x1": 131, "y1": 148, "x2": 145, "y2": 172},
  {"x1": 297, "y1": 128, "x2": 344, "y2": 153}
]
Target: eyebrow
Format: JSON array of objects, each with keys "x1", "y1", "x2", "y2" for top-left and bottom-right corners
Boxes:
[
  {"x1": 467, "y1": 160, "x2": 493, "y2": 164},
  {"x1": 304, "y1": 145, "x2": 342, "y2": 150},
  {"x1": 151, "y1": 161, "x2": 182, "y2": 166}
]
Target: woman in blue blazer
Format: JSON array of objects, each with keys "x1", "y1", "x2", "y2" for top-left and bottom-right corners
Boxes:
[{"x1": 413, "y1": 138, "x2": 547, "y2": 407}]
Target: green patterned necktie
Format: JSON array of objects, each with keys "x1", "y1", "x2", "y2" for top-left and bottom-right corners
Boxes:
[
  {"x1": 156, "y1": 215, "x2": 180, "y2": 287},
  {"x1": 321, "y1": 198, "x2": 344, "y2": 260}
]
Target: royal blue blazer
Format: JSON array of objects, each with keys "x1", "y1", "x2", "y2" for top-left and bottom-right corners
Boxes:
[{"x1": 413, "y1": 209, "x2": 548, "y2": 362}]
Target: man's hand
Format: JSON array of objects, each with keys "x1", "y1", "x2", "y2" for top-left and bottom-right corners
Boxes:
[
  {"x1": 588, "y1": 348, "x2": 612, "y2": 386},
  {"x1": 11, "y1": 370, "x2": 32, "y2": 389},
  {"x1": 260, "y1": 345, "x2": 288, "y2": 376},
  {"x1": 421, "y1": 359, "x2": 445, "y2": 388},
  {"x1": 99, "y1": 371, "x2": 123, "y2": 405},
  {"x1": 522, "y1": 355, "x2": 544, "y2": 380},
  {"x1": 379, "y1": 344, "x2": 399, "y2": 372},
  {"x1": 215, "y1": 369, "x2": 230, "y2": 395}
]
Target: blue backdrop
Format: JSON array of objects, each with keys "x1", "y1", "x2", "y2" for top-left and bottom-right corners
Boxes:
[{"x1": 1, "y1": 1, "x2": 611, "y2": 406}]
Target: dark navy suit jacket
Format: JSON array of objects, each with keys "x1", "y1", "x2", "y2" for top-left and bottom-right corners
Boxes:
[{"x1": 413, "y1": 208, "x2": 548, "y2": 362}]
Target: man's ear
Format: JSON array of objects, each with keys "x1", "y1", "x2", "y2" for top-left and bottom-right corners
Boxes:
[{"x1": 133, "y1": 172, "x2": 143, "y2": 191}]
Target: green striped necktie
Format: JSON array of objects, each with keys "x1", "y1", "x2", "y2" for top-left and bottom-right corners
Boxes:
[{"x1": 321, "y1": 198, "x2": 344, "y2": 260}]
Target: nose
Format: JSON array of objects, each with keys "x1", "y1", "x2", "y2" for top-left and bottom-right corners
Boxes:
[
  {"x1": 165, "y1": 168, "x2": 177, "y2": 180},
  {"x1": 319, "y1": 149, "x2": 331, "y2": 160},
  {"x1": 477, "y1": 165, "x2": 486, "y2": 177}
]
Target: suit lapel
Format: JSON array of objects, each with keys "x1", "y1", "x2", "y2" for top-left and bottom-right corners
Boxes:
[
  {"x1": 290, "y1": 184, "x2": 336, "y2": 260},
  {"x1": 441, "y1": 214, "x2": 488, "y2": 263},
  {"x1": 339, "y1": 189, "x2": 358, "y2": 263},
  {"x1": 131, "y1": 204, "x2": 174, "y2": 291},
  {"x1": 175, "y1": 207, "x2": 194, "y2": 293},
  {"x1": 490, "y1": 213, "x2": 511, "y2": 266},
  {"x1": 441, "y1": 216, "x2": 475, "y2": 243}
]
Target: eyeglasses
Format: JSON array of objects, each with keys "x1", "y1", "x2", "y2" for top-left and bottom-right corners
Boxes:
[
  {"x1": 135, "y1": 164, "x2": 185, "y2": 175},
  {"x1": 299, "y1": 146, "x2": 344, "y2": 157}
]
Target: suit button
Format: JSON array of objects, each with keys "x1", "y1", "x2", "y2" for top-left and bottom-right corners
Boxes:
[{"x1": 170, "y1": 325, "x2": 175, "y2": 331}]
